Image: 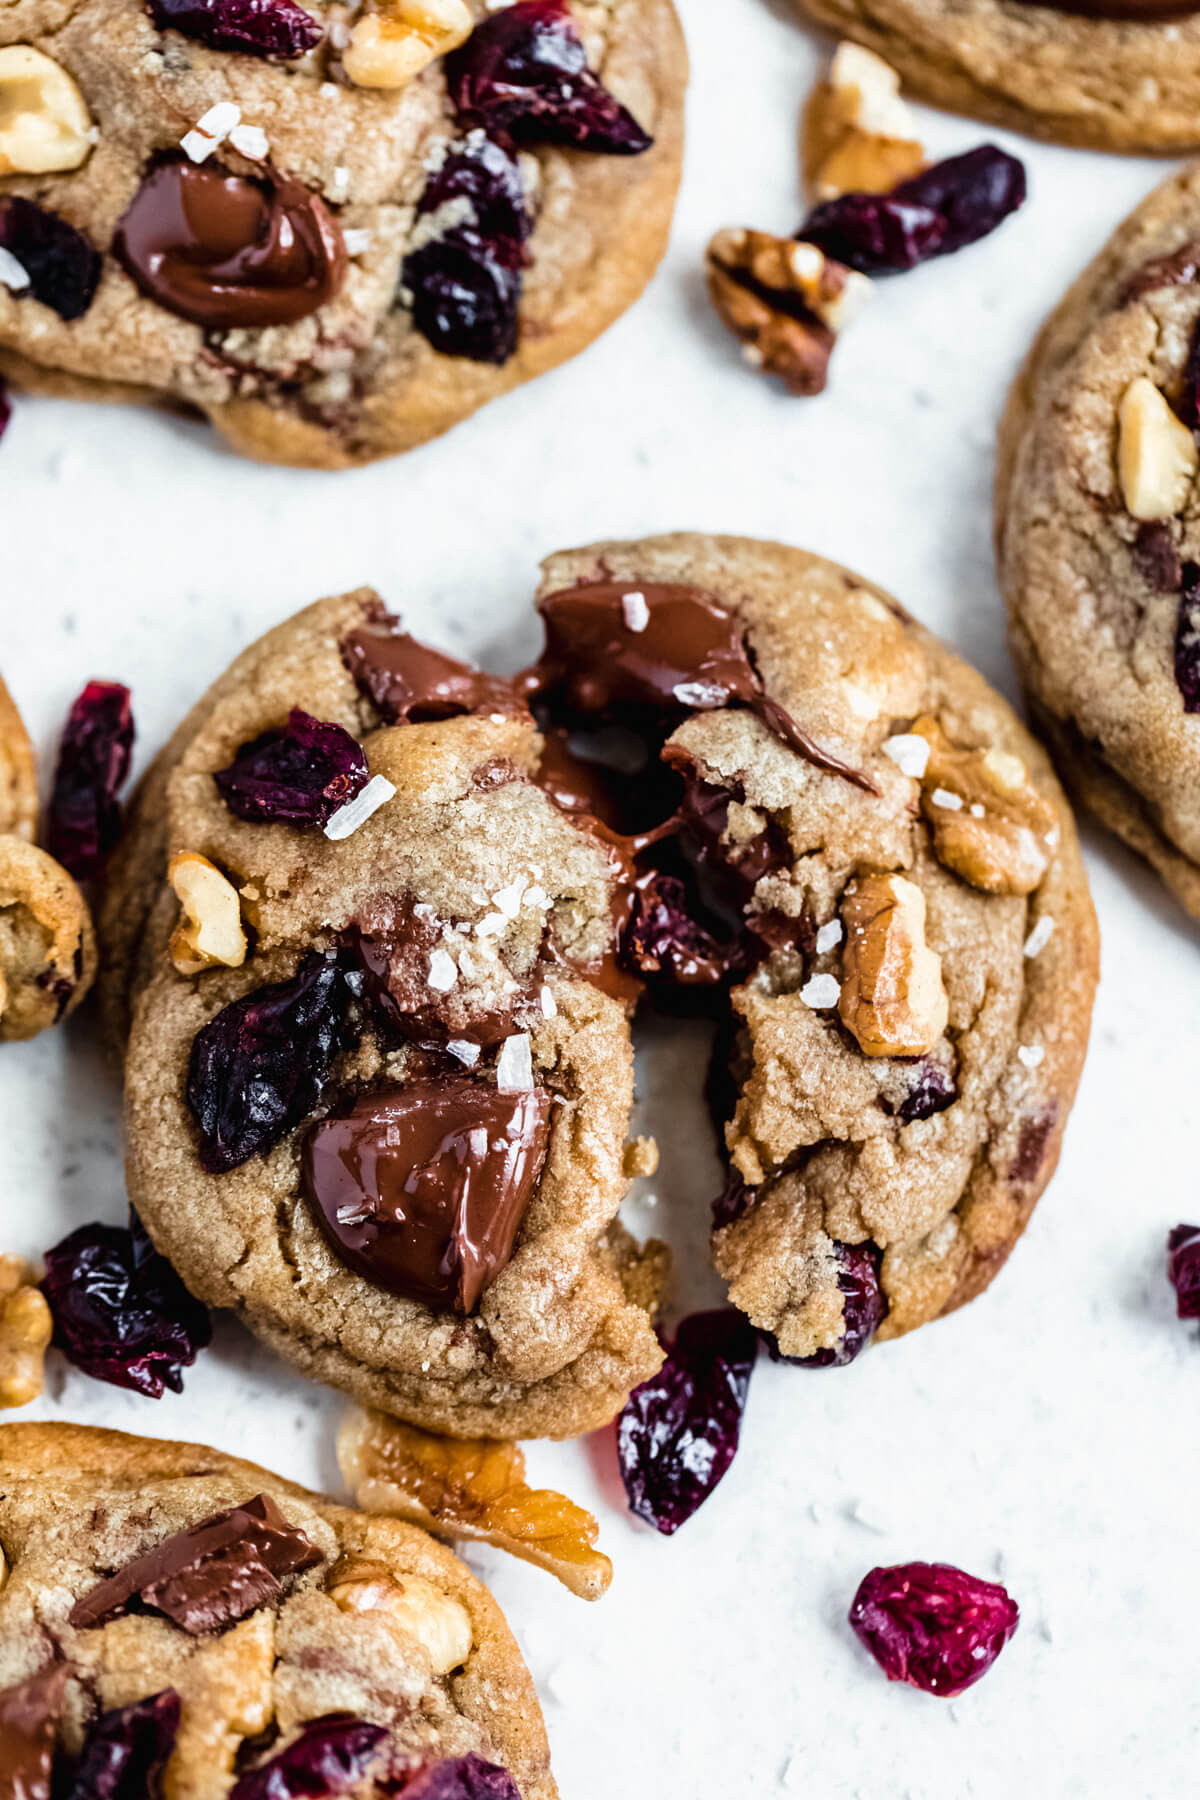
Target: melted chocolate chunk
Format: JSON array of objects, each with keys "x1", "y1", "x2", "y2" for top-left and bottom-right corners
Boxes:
[
  {"x1": 1119, "y1": 241, "x2": 1200, "y2": 306},
  {"x1": 113, "y1": 155, "x2": 346, "y2": 331},
  {"x1": 68, "y1": 1492, "x2": 323, "y2": 1635},
  {"x1": 521, "y1": 581, "x2": 876, "y2": 792},
  {"x1": 342, "y1": 616, "x2": 522, "y2": 725},
  {"x1": 344, "y1": 894, "x2": 521, "y2": 1048},
  {"x1": 0, "y1": 1665, "x2": 68, "y2": 1800},
  {"x1": 302, "y1": 1076, "x2": 551, "y2": 1312}
]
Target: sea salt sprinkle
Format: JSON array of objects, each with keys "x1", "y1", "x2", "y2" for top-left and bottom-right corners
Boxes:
[
  {"x1": 495, "y1": 1032, "x2": 533, "y2": 1092},
  {"x1": 446, "y1": 1039, "x2": 480, "y2": 1066},
  {"x1": 228, "y1": 122, "x2": 269, "y2": 159},
  {"x1": 181, "y1": 101, "x2": 241, "y2": 163},
  {"x1": 930, "y1": 786, "x2": 963, "y2": 811},
  {"x1": 881, "y1": 732, "x2": 930, "y2": 779},
  {"x1": 1023, "y1": 916, "x2": 1055, "y2": 958},
  {"x1": 342, "y1": 228, "x2": 373, "y2": 257},
  {"x1": 539, "y1": 985, "x2": 557, "y2": 1019},
  {"x1": 426, "y1": 947, "x2": 458, "y2": 992},
  {"x1": 621, "y1": 589, "x2": 650, "y2": 632},
  {"x1": 0, "y1": 247, "x2": 31, "y2": 293},
  {"x1": 800, "y1": 973, "x2": 840, "y2": 1009},
  {"x1": 1018, "y1": 1043, "x2": 1045, "y2": 1069},
  {"x1": 322, "y1": 773, "x2": 395, "y2": 840},
  {"x1": 815, "y1": 919, "x2": 843, "y2": 954}
]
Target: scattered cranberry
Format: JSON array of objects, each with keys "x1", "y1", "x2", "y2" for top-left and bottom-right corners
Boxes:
[
  {"x1": 213, "y1": 709, "x2": 369, "y2": 828},
  {"x1": 146, "y1": 0, "x2": 322, "y2": 56},
  {"x1": 849, "y1": 1561, "x2": 1019, "y2": 1696},
  {"x1": 766, "y1": 1240, "x2": 887, "y2": 1369},
  {"x1": 0, "y1": 378, "x2": 10, "y2": 444},
  {"x1": 420, "y1": 131, "x2": 532, "y2": 244},
  {"x1": 446, "y1": 0, "x2": 653, "y2": 154},
  {"x1": 1175, "y1": 564, "x2": 1200, "y2": 713},
  {"x1": 404, "y1": 135, "x2": 530, "y2": 364},
  {"x1": 1168, "y1": 1224, "x2": 1200, "y2": 1319},
  {"x1": 397, "y1": 1757, "x2": 522, "y2": 1799},
  {"x1": 616, "y1": 1308, "x2": 758, "y2": 1535},
  {"x1": 620, "y1": 871, "x2": 734, "y2": 987},
  {"x1": 799, "y1": 146, "x2": 1026, "y2": 275},
  {"x1": 70, "y1": 1689, "x2": 181, "y2": 1799},
  {"x1": 44, "y1": 680, "x2": 134, "y2": 880},
  {"x1": 0, "y1": 196, "x2": 102, "y2": 321},
  {"x1": 41, "y1": 1210, "x2": 212, "y2": 1397},
  {"x1": 230, "y1": 1716, "x2": 390, "y2": 1799},
  {"x1": 185, "y1": 951, "x2": 356, "y2": 1172}
]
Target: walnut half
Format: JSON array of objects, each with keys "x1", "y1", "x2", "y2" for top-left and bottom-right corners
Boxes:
[
  {"x1": 0, "y1": 835, "x2": 96, "y2": 1041},
  {"x1": 912, "y1": 717, "x2": 1059, "y2": 897},
  {"x1": 838, "y1": 873, "x2": 948, "y2": 1058},
  {"x1": 803, "y1": 42, "x2": 925, "y2": 201},
  {"x1": 0, "y1": 1255, "x2": 52, "y2": 1407},
  {"x1": 706, "y1": 228, "x2": 869, "y2": 396}
]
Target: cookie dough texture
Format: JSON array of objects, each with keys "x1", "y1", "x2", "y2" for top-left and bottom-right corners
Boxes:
[
  {"x1": 0, "y1": 0, "x2": 686, "y2": 467},
  {"x1": 998, "y1": 164, "x2": 1200, "y2": 917},
  {"x1": 788, "y1": 0, "x2": 1200, "y2": 152},
  {"x1": 0, "y1": 1422, "x2": 555, "y2": 1799}
]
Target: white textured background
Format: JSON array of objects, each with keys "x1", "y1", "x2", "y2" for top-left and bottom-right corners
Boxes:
[{"x1": 3, "y1": 1, "x2": 1198, "y2": 1792}]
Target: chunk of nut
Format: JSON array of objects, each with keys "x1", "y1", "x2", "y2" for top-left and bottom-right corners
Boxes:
[
  {"x1": 706, "y1": 227, "x2": 870, "y2": 396},
  {"x1": 338, "y1": 1407, "x2": 613, "y2": 1601},
  {"x1": 0, "y1": 1255, "x2": 52, "y2": 1408},
  {"x1": 168, "y1": 852, "x2": 248, "y2": 976},
  {"x1": 911, "y1": 716, "x2": 1059, "y2": 896},
  {"x1": 838, "y1": 872, "x2": 948, "y2": 1058},
  {"x1": 1117, "y1": 376, "x2": 1198, "y2": 521},
  {"x1": 344, "y1": 0, "x2": 473, "y2": 89},
  {"x1": 0, "y1": 46, "x2": 95, "y2": 176},
  {"x1": 0, "y1": 676, "x2": 37, "y2": 842},
  {"x1": 328, "y1": 1560, "x2": 473, "y2": 1674},
  {"x1": 0, "y1": 835, "x2": 96, "y2": 1041},
  {"x1": 803, "y1": 42, "x2": 925, "y2": 200}
]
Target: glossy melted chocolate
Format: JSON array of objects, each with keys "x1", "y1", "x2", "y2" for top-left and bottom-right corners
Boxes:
[
  {"x1": 113, "y1": 155, "x2": 346, "y2": 331},
  {"x1": 0, "y1": 1665, "x2": 68, "y2": 1800},
  {"x1": 342, "y1": 617, "x2": 523, "y2": 724},
  {"x1": 68, "y1": 1492, "x2": 322, "y2": 1635},
  {"x1": 302, "y1": 1076, "x2": 551, "y2": 1313}
]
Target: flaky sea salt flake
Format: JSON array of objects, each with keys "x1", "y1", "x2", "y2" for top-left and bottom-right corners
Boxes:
[{"x1": 323, "y1": 773, "x2": 395, "y2": 840}]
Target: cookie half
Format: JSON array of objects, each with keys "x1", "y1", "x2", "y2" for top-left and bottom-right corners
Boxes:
[
  {"x1": 0, "y1": 0, "x2": 685, "y2": 467},
  {"x1": 998, "y1": 164, "x2": 1200, "y2": 918},
  {"x1": 0, "y1": 1421, "x2": 554, "y2": 1798},
  {"x1": 788, "y1": 0, "x2": 1200, "y2": 152}
]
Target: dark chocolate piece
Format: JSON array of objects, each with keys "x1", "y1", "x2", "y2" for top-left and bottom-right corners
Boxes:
[
  {"x1": 345, "y1": 894, "x2": 521, "y2": 1048},
  {"x1": 1119, "y1": 241, "x2": 1200, "y2": 306},
  {"x1": 342, "y1": 617, "x2": 521, "y2": 725},
  {"x1": 0, "y1": 1665, "x2": 68, "y2": 1800}
]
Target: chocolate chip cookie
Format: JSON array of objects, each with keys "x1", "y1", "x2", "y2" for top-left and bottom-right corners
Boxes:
[
  {"x1": 0, "y1": 1421, "x2": 555, "y2": 1798},
  {"x1": 788, "y1": 0, "x2": 1200, "y2": 152},
  {"x1": 104, "y1": 536, "x2": 1097, "y2": 1420},
  {"x1": 998, "y1": 164, "x2": 1200, "y2": 919},
  {"x1": 0, "y1": 0, "x2": 685, "y2": 468}
]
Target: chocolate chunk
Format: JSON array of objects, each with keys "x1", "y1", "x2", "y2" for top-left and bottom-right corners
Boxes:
[
  {"x1": 342, "y1": 616, "x2": 522, "y2": 725},
  {"x1": 1132, "y1": 521, "x2": 1183, "y2": 593},
  {"x1": 302, "y1": 1076, "x2": 551, "y2": 1312},
  {"x1": 113, "y1": 155, "x2": 346, "y2": 331},
  {"x1": 0, "y1": 1665, "x2": 68, "y2": 1800},
  {"x1": 521, "y1": 581, "x2": 876, "y2": 792},
  {"x1": 68, "y1": 1492, "x2": 323, "y2": 1634},
  {"x1": 1119, "y1": 240, "x2": 1200, "y2": 306},
  {"x1": 1011, "y1": 1105, "x2": 1058, "y2": 1185},
  {"x1": 344, "y1": 894, "x2": 521, "y2": 1048}
]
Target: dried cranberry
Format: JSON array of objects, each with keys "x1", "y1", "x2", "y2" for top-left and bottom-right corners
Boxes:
[
  {"x1": 887, "y1": 1059, "x2": 958, "y2": 1124},
  {"x1": 849, "y1": 1562, "x2": 1019, "y2": 1696},
  {"x1": 396, "y1": 1757, "x2": 521, "y2": 1799},
  {"x1": 213, "y1": 709, "x2": 369, "y2": 828},
  {"x1": 419, "y1": 131, "x2": 532, "y2": 245},
  {"x1": 185, "y1": 951, "x2": 356, "y2": 1173},
  {"x1": 766, "y1": 1240, "x2": 887, "y2": 1369},
  {"x1": 404, "y1": 134, "x2": 531, "y2": 364},
  {"x1": 616, "y1": 1308, "x2": 758, "y2": 1535},
  {"x1": 0, "y1": 378, "x2": 10, "y2": 444},
  {"x1": 445, "y1": 0, "x2": 652, "y2": 154},
  {"x1": 1168, "y1": 1224, "x2": 1200, "y2": 1319},
  {"x1": 45, "y1": 680, "x2": 134, "y2": 880},
  {"x1": 146, "y1": 0, "x2": 322, "y2": 56},
  {"x1": 41, "y1": 1209, "x2": 212, "y2": 1398},
  {"x1": 230, "y1": 1716, "x2": 389, "y2": 1800},
  {"x1": 799, "y1": 146, "x2": 1025, "y2": 275},
  {"x1": 1175, "y1": 563, "x2": 1200, "y2": 713},
  {"x1": 620, "y1": 871, "x2": 734, "y2": 987},
  {"x1": 66, "y1": 1689, "x2": 181, "y2": 1799},
  {"x1": 0, "y1": 196, "x2": 101, "y2": 321}
]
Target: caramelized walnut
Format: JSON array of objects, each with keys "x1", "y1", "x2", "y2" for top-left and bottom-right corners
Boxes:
[
  {"x1": 838, "y1": 872, "x2": 948, "y2": 1057},
  {"x1": 706, "y1": 227, "x2": 869, "y2": 396},
  {"x1": 803, "y1": 42, "x2": 925, "y2": 201},
  {"x1": 327, "y1": 1559, "x2": 473, "y2": 1673},
  {"x1": 167, "y1": 852, "x2": 248, "y2": 976},
  {"x1": 0, "y1": 834, "x2": 96, "y2": 1040},
  {"x1": 912, "y1": 717, "x2": 1058, "y2": 896},
  {"x1": 0, "y1": 1254, "x2": 51, "y2": 1406}
]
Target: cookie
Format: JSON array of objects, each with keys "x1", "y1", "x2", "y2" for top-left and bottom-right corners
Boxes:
[
  {"x1": 788, "y1": 0, "x2": 1200, "y2": 153},
  {"x1": 0, "y1": 1420, "x2": 555, "y2": 1798},
  {"x1": 0, "y1": 0, "x2": 685, "y2": 468},
  {"x1": 998, "y1": 164, "x2": 1200, "y2": 919},
  {"x1": 104, "y1": 536, "x2": 1097, "y2": 1416}
]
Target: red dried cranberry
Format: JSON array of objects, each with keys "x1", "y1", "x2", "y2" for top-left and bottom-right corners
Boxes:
[
  {"x1": 185, "y1": 951, "x2": 356, "y2": 1173},
  {"x1": 1168, "y1": 1224, "x2": 1200, "y2": 1319},
  {"x1": 231, "y1": 1717, "x2": 390, "y2": 1799},
  {"x1": 766, "y1": 1240, "x2": 887, "y2": 1369},
  {"x1": 0, "y1": 378, "x2": 10, "y2": 443},
  {"x1": 0, "y1": 196, "x2": 101, "y2": 321},
  {"x1": 620, "y1": 870, "x2": 735, "y2": 987},
  {"x1": 1175, "y1": 563, "x2": 1200, "y2": 713},
  {"x1": 616, "y1": 1308, "x2": 758, "y2": 1535},
  {"x1": 849, "y1": 1561, "x2": 1019, "y2": 1696},
  {"x1": 395, "y1": 1757, "x2": 521, "y2": 1799},
  {"x1": 419, "y1": 131, "x2": 532, "y2": 245},
  {"x1": 213, "y1": 709, "x2": 369, "y2": 828},
  {"x1": 799, "y1": 146, "x2": 1025, "y2": 275},
  {"x1": 41, "y1": 1209, "x2": 212, "y2": 1398},
  {"x1": 445, "y1": 0, "x2": 653, "y2": 154},
  {"x1": 66, "y1": 1689, "x2": 181, "y2": 1799},
  {"x1": 146, "y1": 0, "x2": 322, "y2": 56},
  {"x1": 44, "y1": 680, "x2": 134, "y2": 880},
  {"x1": 403, "y1": 136, "x2": 530, "y2": 364}
]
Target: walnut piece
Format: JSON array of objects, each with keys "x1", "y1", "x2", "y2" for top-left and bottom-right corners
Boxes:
[
  {"x1": 912, "y1": 716, "x2": 1059, "y2": 896},
  {"x1": 337, "y1": 1408, "x2": 613, "y2": 1601},
  {"x1": 706, "y1": 228, "x2": 869, "y2": 396},
  {"x1": 344, "y1": 0, "x2": 472, "y2": 89},
  {"x1": 0, "y1": 1255, "x2": 52, "y2": 1407},
  {"x1": 1117, "y1": 376, "x2": 1198, "y2": 521},
  {"x1": 167, "y1": 852, "x2": 248, "y2": 976},
  {"x1": 0, "y1": 675, "x2": 37, "y2": 842},
  {"x1": 0, "y1": 835, "x2": 96, "y2": 1041},
  {"x1": 0, "y1": 45, "x2": 94, "y2": 175},
  {"x1": 803, "y1": 42, "x2": 925, "y2": 201},
  {"x1": 328, "y1": 1559, "x2": 473, "y2": 1674},
  {"x1": 838, "y1": 873, "x2": 948, "y2": 1057}
]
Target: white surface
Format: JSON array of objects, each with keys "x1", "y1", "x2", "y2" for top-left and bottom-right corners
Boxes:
[{"x1": 2, "y1": 2, "x2": 1198, "y2": 1794}]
